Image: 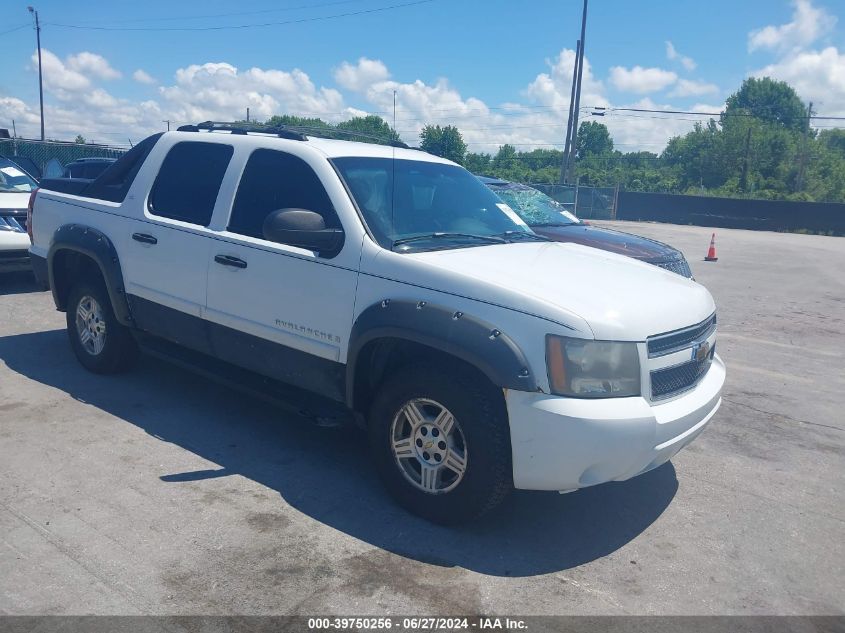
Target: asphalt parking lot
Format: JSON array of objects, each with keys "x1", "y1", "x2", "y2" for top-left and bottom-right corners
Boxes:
[{"x1": 1, "y1": 221, "x2": 843, "y2": 616}]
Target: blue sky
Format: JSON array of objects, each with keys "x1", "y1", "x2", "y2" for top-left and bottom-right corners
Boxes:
[{"x1": 1, "y1": 0, "x2": 843, "y2": 151}]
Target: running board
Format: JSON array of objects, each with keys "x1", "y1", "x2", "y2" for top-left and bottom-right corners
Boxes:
[{"x1": 134, "y1": 333, "x2": 355, "y2": 428}]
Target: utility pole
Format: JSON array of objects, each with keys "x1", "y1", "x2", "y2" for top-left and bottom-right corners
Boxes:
[
  {"x1": 795, "y1": 101, "x2": 812, "y2": 193},
  {"x1": 740, "y1": 126, "x2": 752, "y2": 192},
  {"x1": 162, "y1": 120, "x2": 171, "y2": 131},
  {"x1": 560, "y1": 39, "x2": 581, "y2": 184},
  {"x1": 246, "y1": 107, "x2": 250, "y2": 123},
  {"x1": 565, "y1": 0, "x2": 588, "y2": 184},
  {"x1": 28, "y1": 6, "x2": 45, "y2": 141}
]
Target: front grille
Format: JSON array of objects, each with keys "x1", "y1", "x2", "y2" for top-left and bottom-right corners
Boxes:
[
  {"x1": 647, "y1": 313, "x2": 716, "y2": 357},
  {"x1": 0, "y1": 211, "x2": 27, "y2": 232},
  {"x1": 656, "y1": 258, "x2": 692, "y2": 278},
  {"x1": 651, "y1": 354, "x2": 713, "y2": 399}
]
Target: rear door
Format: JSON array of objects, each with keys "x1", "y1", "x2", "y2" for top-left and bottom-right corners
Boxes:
[
  {"x1": 204, "y1": 148, "x2": 360, "y2": 400},
  {"x1": 119, "y1": 139, "x2": 233, "y2": 351}
]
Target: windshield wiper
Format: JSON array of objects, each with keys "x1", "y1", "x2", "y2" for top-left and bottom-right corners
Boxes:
[
  {"x1": 529, "y1": 222, "x2": 578, "y2": 228},
  {"x1": 495, "y1": 230, "x2": 551, "y2": 242},
  {"x1": 392, "y1": 232, "x2": 506, "y2": 250}
]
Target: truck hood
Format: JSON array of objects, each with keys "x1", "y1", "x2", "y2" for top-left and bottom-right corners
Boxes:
[
  {"x1": 0, "y1": 191, "x2": 30, "y2": 211},
  {"x1": 401, "y1": 241, "x2": 715, "y2": 340},
  {"x1": 531, "y1": 224, "x2": 682, "y2": 262}
]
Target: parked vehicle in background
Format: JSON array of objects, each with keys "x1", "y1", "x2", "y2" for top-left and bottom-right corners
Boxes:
[
  {"x1": 0, "y1": 156, "x2": 36, "y2": 272},
  {"x1": 1, "y1": 155, "x2": 42, "y2": 181},
  {"x1": 62, "y1": 157, "x2": 117, "y2": 180},
  {"x1": 28, "y1": 123, "x2": 724, "y2": 523},
  {"x1": 478, "y1": 176, "x2": 694, "y2": 278}
]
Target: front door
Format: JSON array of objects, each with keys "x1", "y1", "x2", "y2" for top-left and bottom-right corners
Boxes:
[{"x1": 204, "y1": 148, "x2": 359, "y2": 401}]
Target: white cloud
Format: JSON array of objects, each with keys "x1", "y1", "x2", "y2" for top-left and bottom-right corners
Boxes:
[
  {"x1": 524, "y1": 48, "x2": 606, "y2": 110},
  {"x1": 609, "y1": 66, "x2": 678, "y2": 93},
  {"x1": 748, "y1": 0, "x2": 836, "y2": 52},
  {"x1": 752, "y1": 46, "x2": 845, "y2": 115},
  {"x1": 159, "y1": 61, "x2": 351, "y2": 125},
  {"x1": 665, "y1": 41, "x2": 696, "y2": 71},
  {"x1": 669, "y1": 79, "x2": 720, "y2": 97},
  {"x1": 3, "y1": 47, "x2": 724, "y2": 153},
  {"x1": 334, "y1": 57, "x2": 390, "y2": 92},
  {"x1": 32, "y1": 49, "x2": 91, "y2": 94},
  {"x1": 66, "y1": 52, "x2": 121, "y2": 80},
  {"x1": 133, "y1": 69, "x2": 156, "y2": 85}
]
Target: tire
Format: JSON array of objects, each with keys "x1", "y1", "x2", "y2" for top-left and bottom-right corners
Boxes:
[
  {"x1": 368, "y1": 362, "x2": 512, "y2": 524},
  {"x1": 66, "y1": 278, "x2": 137, "y2": 374}
]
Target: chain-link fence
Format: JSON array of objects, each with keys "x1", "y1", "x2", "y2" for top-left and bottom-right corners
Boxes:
[
  {"x1": 0, "y1": 138, "x2": 127, "y2": 179},
  {"x1": 529, "y1": 183, "x2": 618, "y2": 220}
]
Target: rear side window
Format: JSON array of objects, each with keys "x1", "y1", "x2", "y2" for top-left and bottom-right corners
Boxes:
[
  {"x1": 228, "y1": 149, "x2": 338, "y2": 239},
  {"x1": 83, "y1": 133, "x2": 162, "y2": 202},
  {"x1": 149, "y1": 141, "x2": 233, "y2": 226}
]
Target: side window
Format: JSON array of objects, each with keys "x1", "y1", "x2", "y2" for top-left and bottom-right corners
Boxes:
[
  {"x1": 149, "y1": 141, "x2": 233, "y2": 226},
  {"x1": 83, "y1": 133, "x2": 163, "y2": 203},
  {"x1": 228, "y1": 149, "x2": 338, "y2": 239}
]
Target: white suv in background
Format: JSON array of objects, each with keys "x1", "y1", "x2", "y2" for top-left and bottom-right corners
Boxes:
[
  {"x1": 28, "y1": 123, "x2": 725, "y2": 523},
  {"x1": 0, "y1": 156, "x2": 36, "y2": 272}
]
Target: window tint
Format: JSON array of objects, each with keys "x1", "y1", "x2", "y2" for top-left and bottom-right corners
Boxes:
[
  {"x1": 228, "y1": 149, "x2": 337, "y2": 239},
  {"x1": 83, "y1": 133, "x2": 162, "y2": 202},
  {"x1": 149, "y1": 141, "x2": 233, "y2": 226}
]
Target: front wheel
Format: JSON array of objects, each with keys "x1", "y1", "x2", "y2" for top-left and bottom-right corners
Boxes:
[
  {"x1": 66, "y1": 279, "x2": 137, "y2": 374},
  {"x1": 368, "y1": 363, "x2": 512, "y2": 524}
]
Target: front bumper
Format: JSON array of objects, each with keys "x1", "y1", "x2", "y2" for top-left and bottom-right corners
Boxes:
[
  {"x1": 506, "y1": 353, "x2": 725, "y2": 490},
  {"x1": 0, "y1": 233, "x2": 32, "y2": 272}
]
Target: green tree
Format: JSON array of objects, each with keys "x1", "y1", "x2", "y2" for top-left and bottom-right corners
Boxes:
[
  {"x1": 336, "y1": 115, "x2": 400, "y2": 144},
  {"x1": 74, "y1": 135, "x2": 86, "y2": 144},
  {"x1": 464, "y1": 152, "x2": 492, "y2": 175},
  {"x1": 818, "y1": 129, "x2": 845, "y2": 156},
  {"x1": 723, "y1": 77, "x2": 809, "y2": 133},
  {"x1": 419, "y1": 125, "x2": 467, "y2": 164},
  {"x1": 266, "y1": 115, "x2": 331, "y2": 129},
  {"x1": 576, "y1": 121, "x2": 613, "y2": 158}
]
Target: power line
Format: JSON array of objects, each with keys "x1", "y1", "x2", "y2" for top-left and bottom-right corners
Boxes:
[
  {"x1": 593, "y1": 105, "x2": 845, "y2": 121},
  {"x1": 45, "y1": 0, "x2": 435, "y2": 31},
  {"x1": 0, "y1": 23, "x2": 30, "y2": 36},
  {"x1": 58, "y1": 0, "x2": 365, "y2": 24}
]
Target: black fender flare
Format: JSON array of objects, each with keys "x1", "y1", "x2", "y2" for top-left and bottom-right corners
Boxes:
[
  {"x1": 47, "y1": 224, "x2": 133, "y2": 326},
  {"x1": 346, "y1": 299, "x2": 537, "y2": 407}
]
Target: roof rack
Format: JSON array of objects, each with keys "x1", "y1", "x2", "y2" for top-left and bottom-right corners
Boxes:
[
  {"x1": 175, "y1": 120, "x2": 409, "y2": 148},
  {"x1": 176, "y1": 121, "x2": 307, "y2": 140}
]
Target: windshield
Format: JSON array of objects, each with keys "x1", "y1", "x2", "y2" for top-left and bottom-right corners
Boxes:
[
  {"x1": 491, "y1": 185, "x2": 580, "y2": 227},
  {"x1": 333, "y1": 157, "x2": 531, "y2": 251},
  {"x1": 0, "y1": 157, "x2": 38, "y2": 193}
]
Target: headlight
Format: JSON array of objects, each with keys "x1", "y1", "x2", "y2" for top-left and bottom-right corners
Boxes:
[{"x1": 546, "y1": 335, "x2": 641, "y2": 398}]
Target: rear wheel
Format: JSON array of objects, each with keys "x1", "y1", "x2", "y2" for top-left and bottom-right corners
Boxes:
[
  {"x1": 369, "y1": 363, "x2": 512, "y2": 524},
  {"x1": 66, "y1": 279, "x2": 137, "y2": 374}
]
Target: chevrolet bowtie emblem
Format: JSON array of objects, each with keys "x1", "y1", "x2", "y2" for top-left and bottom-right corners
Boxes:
[{"x1": 692, "y1": 341, "x2": 711, "y2": 362}]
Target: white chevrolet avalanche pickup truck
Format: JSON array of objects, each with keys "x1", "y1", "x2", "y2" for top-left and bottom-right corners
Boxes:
[{"x1": 28, "y1": 123, "x2": 725, "y2": 524}]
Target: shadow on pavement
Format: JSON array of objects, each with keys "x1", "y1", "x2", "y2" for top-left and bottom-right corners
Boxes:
[
  {"x1": 0, "y1": 328, "x2": 678, "y2": 577},
  {"x1": 0, "y1": 270, "x2": 41, "y2": 296}
]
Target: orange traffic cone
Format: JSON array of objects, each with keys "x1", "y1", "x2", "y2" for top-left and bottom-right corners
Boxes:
[{"x1": 704, "y1": 233, "x2": 718, "y2": 262}]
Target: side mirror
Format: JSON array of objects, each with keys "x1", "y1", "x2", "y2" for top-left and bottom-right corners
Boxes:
[{"x1": 262, "y1": 208, "x2": 344, "y2": 256}]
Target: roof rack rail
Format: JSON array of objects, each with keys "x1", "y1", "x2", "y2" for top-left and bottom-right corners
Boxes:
[
  {"x1": 175, "y1": 120, "x2": 409, "y2": 148},
  {"x1": 175, "y1": 121, "x2": 307, "y2": 140},
  {"x1": 284, "y1": 125, "x2": 409, "y2": 149}
]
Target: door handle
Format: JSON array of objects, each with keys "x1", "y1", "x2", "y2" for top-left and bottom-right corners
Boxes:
[
  {"x1": 214, "y1": 254, "x2": 247, "y2": 269},
  {"x1": 132, "y1": 233, "x2": 157, "y2": 245}
]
